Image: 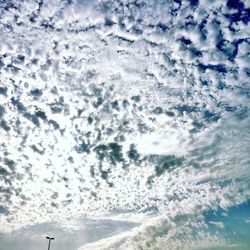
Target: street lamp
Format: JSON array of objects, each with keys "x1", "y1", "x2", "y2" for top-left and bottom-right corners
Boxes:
[{"x1": 46, "y1": 236, "x2": 54, "y2": 250}]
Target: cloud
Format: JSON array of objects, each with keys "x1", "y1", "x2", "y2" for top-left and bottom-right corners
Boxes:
[{"x1": 0, "y1": 0, "x2": 249, "y2": 249}]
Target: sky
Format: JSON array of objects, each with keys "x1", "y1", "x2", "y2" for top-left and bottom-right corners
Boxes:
[{"x1": 0, "y1": 0, "x2": 250, "y2": 249}]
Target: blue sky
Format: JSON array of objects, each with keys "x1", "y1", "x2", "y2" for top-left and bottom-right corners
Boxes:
[{"x1": 200, "y1": 199, "x2": 250, "y2": 250}]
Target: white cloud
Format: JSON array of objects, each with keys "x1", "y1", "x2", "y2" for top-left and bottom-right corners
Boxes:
[{"x1": 0, "y1": 0, "x2": 249, "y2": 249}]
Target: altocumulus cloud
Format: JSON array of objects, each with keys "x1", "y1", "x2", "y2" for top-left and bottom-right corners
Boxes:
[{"x1": 0, "y1": 0, "x2": 250, "y2": 249}]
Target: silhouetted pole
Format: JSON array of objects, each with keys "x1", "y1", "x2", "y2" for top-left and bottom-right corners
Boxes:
[{"x1": 46, "y1": 236, "x2": 54, "y2": 250}]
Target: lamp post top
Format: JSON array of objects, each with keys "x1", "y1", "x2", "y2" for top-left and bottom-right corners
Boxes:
[{"x1": 46, "y1": 236, "x2": 55, "y2": 240}]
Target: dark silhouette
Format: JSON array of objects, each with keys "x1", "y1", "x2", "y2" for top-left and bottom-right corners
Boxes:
[{"x1": 46, "y1": 236, "x2": 54, "y2": 250}]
